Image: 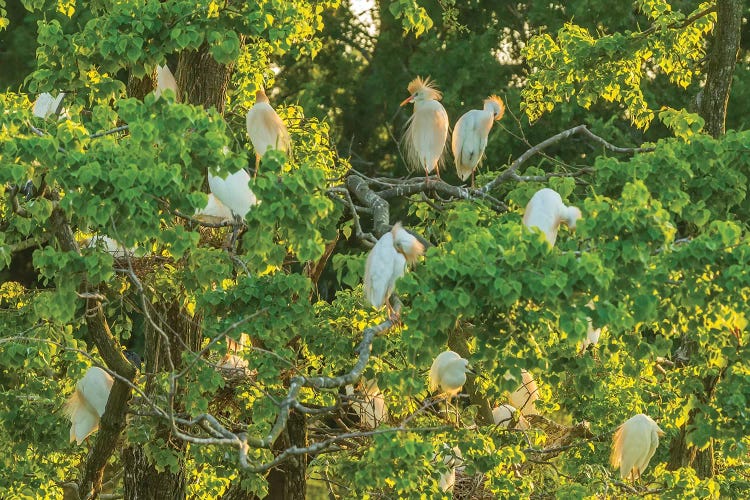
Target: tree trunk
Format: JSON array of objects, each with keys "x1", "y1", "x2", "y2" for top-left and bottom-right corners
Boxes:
[
  {"x1": 122, "y1": 445, "x2": 186, "y2": 500},
  {"x1": 128, "y1": 71, "x2": 156, "y2": 101},
  {"x1": 267, "y1": 410, "x2": 308, "y2": 499},
  {"x1": 667, "y1": 369, "x2": 721, "y2": 478},
  {"x1": 699, "y1": 0, "x2": 742, "y2": 137},
  {"x1": 176, "y1": 42, "x2": 235, "y2": 114}
]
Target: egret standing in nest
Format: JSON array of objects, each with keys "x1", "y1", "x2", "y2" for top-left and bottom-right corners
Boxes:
[
  {"x1": 246, "y1": 88, "x2": 291, "y2": 176},
  {"x1": 451, "y1": 95, "x2": 505, "y2": 186},
  {"x1": 429, "y1": 350, "x2": 473, "y2": 424},
  {"x1": 345, "y1": 379, "x2": 388, "y2": 429},
  {"x1": 64, "y1": 367, "x2": 113, "y2": 445},
  {"x1": 363, "y1": 223, "x2": 424, "y2": 320},
  {"x1": 155, "y1": 64, "x2": 178, "y2": 99},
  {"x1": 508, "y1": 369, "x2": 540, "y2": 416},
  {"x1": 522, "y1": 188, "x2": 582, "y2": 247},
  {"x1": 610, "y1": 413, "x2": 665, "y2": 481},
  {"x1": 400, "y1": 76, "x2": 449, "y2": 180},
  {"x1": 492, "y1": 404, "x2": 530, "y2": 430}
]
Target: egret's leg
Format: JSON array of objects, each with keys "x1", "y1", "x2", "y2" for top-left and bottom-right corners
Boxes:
[
  {"x1": 254, "y1": 154, "x2": 261, "y2": 179},
  {"x1": 471, "y1": 170, "x2": 475, "y2": 188}
]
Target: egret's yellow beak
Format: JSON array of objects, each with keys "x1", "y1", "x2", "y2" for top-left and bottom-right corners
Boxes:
[{"x1": 400, "y1": 95, "x2": 415, "y2": 107}]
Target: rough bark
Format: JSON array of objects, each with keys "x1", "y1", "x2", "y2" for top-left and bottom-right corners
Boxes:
[
  {"x1": 699, "y1": 0, "x2": 742, "y2": 137},
  {"x1": 176, "y1": 42, "x2": 234, "y2": 114},
  {"x1": 266, "y1": 410, "x2": 308, "y2": 500},
  {"x1": 128, "y1": 70, "x2": 157, "y2": 101},
  {"x1": 122, "y1": 445, "x2": 187, "y2": 500}
]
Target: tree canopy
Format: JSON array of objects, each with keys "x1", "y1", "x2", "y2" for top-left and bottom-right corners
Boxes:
[{"x1": 0, "y1": 1, "x2": 749, "y2": 499}]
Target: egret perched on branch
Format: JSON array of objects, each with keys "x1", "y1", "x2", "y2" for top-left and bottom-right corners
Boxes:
[
  {"x1": 208, "y1": 148, "x2": 258, "y2": 220},
  {"x1": 430, "y1": 350, "x2": 472, "y2": 399},
  {"x1": 32, "y1": 92, "x2": 67, "y2": 119},
  {"x1": 246, "y1": 88, "x2": 291, "y2": 175},
  {"x1": 363, "y1": 223, "x2": 424, "y2": 318},
  {"x1": 64, "y1": 367, "x2": 113, "y2": 445},
  {"x1": 522, "y1": 188, "x2": 582, "y2": 247},
  {"x1": 508, "y1": 369, "x2": 539, "y2": 416},
  {"x1": 582, "y1": 300, "x2": 602, "y2": 353},
  {"x1": 492, "y1": 404, "x2": 530, "y2": 430},
  {"x1": 610, "y1": 413, "x2": 665, "y2": 481},
  {"x1": 400, "y1": 76, "x2": 449, "y2": 179},
  {"x1": 345, "y1": 379, "x2": 388, "y2": 429},
  {"x1": 451, "y1": 95, "x2": 505, "y2": 185},
  {"x1": 154, "y1": 64, "x2": 178, "y2": 99}
]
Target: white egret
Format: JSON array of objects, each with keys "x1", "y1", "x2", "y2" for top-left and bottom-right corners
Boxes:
[
  {"x1": 610, "y1": 413, "x2": 665, "y2": 481},
  {"x1": 492, "y1": 404, "x2": 530, "y2": 430},
  {"x1": 246, "y1": 88, "x2": 291, "y2": 174},
  {"x1": 194, "y1": 193, "x2": 235, "y2": 224},
  {"x1": 508, "y1": 369, "x2": 539, "y2": 416},
  {"x1": 64, "y1": 366, "x2": 113, "y2": 445},
  {"x1": 208, "y1": 148, "x2": 258, "y2": 220},
  {"x1": 581, "y1": 300, "x2": 602, "y2": 353},
  {"x1": 345, "y1": 379, "x2": 388, "y2": 429},
  {"x1": 429, "y1": 350, "x2": 472, "y2": 399},
  {"x1": 363, "y1": 223, "x2": 424, "y2": 317},
  {"x1": 522, "y1": 188, "x2": 582, "y2": 247},
  {"x1": 451, "y1": 95, "x2": 505, "y2": 185},
  {"x1": 155, "y1": 64, "x2": 178, "y2": 99},
  {"x1": 87, "y1": 235, "x2": 135, "y2": 258},
  {"x1": 32, "y1": 92, "x2": 67, "y2": 119},
  {"x1": 400, "y1": 76, "x2": 449, "y2": 179},
  {"x1": 434, "y1": 444, "x2": 463, "y2": 492}
]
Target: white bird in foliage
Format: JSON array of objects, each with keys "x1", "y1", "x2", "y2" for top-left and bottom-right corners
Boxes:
[
  {"x1": 32, "y1": 92, "x2": 67, "y2": 119},
  {"x1": 345, "y1": 379, "x2": 388, "y2": 429},
  {"x1": 492, "y1": 404, "x2": 530, "y2": 430},
  {"x1": 611, "y1": 413, "x2": 665, "y2": 481},
  {"x1": 508, "y1": 369, "x2": 539, "y2": 416},
  {"x1": 400, "y1": 76, "x2": 449, "y2": 179},
  {"x1": 434, "y1": 444, "x2": 463, "y2": 492},
  {"x1": 86, "y1": 235, "x2": 135, "y2": 258},
  {"x1": 363, "y1": 223, "x2": 424, "y2": 316},
  {"x1": 194, "y1": 193, "x2": 235, "y2": 224},
  {"x1": 155, "y1": 64, "x2": 178, "y2": 99},
  {"x1": 246, "y1": 88, "x2": 291, "y2": 174},
  {"x1": 208, "y1": 149, "x2": 258, "y2": 220},
  {"x1": 522, "y1": 188, "x2": 582, "y2": 247},
  {"x1": 451, "y1": 95, "x2": 505, "y2": 185},
  {"x1": 429, "y1": 350, "x2": 472, "y2": 399},
  {"x1": 64, "y1": 367, "x2": 113, "y2": 445}
]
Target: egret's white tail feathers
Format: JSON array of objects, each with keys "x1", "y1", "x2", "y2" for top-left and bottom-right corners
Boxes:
[{"x1": 64, "y1": 391, "x2": 100, "y2": 445}]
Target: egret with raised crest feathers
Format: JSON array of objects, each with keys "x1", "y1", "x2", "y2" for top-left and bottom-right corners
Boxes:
[
  {"x1": 400, "y1": 76, "x2": 449, "y2": 179},
  {"x1": 452, "y1": 95, "x2": 505, "y2": 185}
]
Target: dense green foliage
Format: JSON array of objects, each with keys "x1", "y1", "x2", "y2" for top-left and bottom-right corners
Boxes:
[{"x1": 1, "y1": 1, "x2": 749, "y2": 499}]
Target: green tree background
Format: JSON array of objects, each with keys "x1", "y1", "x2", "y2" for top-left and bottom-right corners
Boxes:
[{"x1": 0, "y1": 0, "x2": 749, "y2": 498}]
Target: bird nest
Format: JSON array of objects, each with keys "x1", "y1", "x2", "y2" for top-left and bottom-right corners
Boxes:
[
  {"x1": 197, "y1": 226, "x2": 232, "y2": 249},
  {"x1": 112, "y1": 255, "x2": 171, "y2": 280},
  {"x1": 453, "y1": 471, "x2": 494, "y2": 500}
]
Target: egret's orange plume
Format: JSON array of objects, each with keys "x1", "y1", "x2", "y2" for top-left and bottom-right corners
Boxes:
[
  {"x1": 407, "y1": 76, "x2": 442, "y2": 101},
  {"x1": 486, "y1": 95, "x2": 506, "y2": 121}
]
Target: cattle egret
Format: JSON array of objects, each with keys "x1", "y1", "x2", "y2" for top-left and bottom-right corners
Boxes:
[
  {"x1": 451, "y1": 95, "x2": 505, "y2": 185},
  {"x1": 508, "y1": 369, "x2": 539, "y2": 416},
  {"x1": 345, "y1": 379, "x2": 388, "y2": 429},
  {"x1": 363, "y1": 223, "x2": 424, "y2": 318},
  {"x1": 87, "y1": 235, "x2": 135, "y2": 258},
  {"x1": 208, "y1": 149, "x2": 258, "y2": 220},
  {"x1": 64, "y1": 367, "x2": 114, "y2": 445},
  {"x1": 522, "y1": 188, "x2": 582, "y2": 247},
  {"x1": 32, "y1": 92, "x2": 67, "y2": 119},
  {"x1": 493, "y1": 404, "x2": 530, "y2": 430},
  {"x1": 218, "y1": 354, "x2": 250, "y2": 377},
  {"x1": 429, "y1": 350, "x2": 472, "y2": 399},
  {"x1": 400, "y1": 76, "x2": 450, "y2": 179},
  {"x1": 434, "y1": 444, "x2": 463, "y2": 492},
  {"x1": 610, "y1": 413, "x2": 665, "y2": 481},
  {"x1": 226, "y1": 333, "x2": 250, "y2": 354},
  {"x1": 155, "y1": 64, "x2": 178, "y2": 99},
  {"x1": 194, "y1": 193, "x2": 235, "y2": 224},
  {"x1": 581, "y1": 300, "x2": 602, "y2": 353},
  {"x1": 246, "y1": 88, "x2": 291, "y2": 175}
]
